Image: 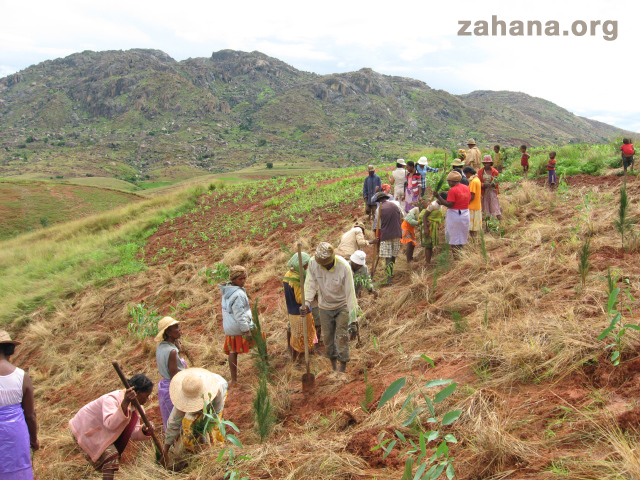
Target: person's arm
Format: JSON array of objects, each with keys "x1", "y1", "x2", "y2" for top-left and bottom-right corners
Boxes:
[
  {"x1": 355, "y1": 228, "x2": 368, "y2": 249},
  {"x1": 21, "y1": 372, "x2": 39, "y2": 451},
  {"x1": 103, "y1": 390, "x2": 131, "y2": 431},
  {"x1": 168, "y1": 349, "x2": 180, "y2": 378},
  {"x1": 426, "y1": 165, "x2": 439, "y2": 173},
  {"x1": 303, "y1": 264, "x2": 318, "y2": 309},
  {"x1": 362, "y1": 179, "x2": 368, "y2": 200},
  {"x1": 434, "y1": 190, "x2": 454, "y2": 208},
  {"x1": 470, "y1": 192, "x2": 475, "y2": 202},
  {"x1": 230, "y1": 293, "x2": 253, "y2": 334},
  {"x1": 164, "y1": 407, "x2": 186, "y2": 451},
  {"x1": 342, "y1": 260, "x2": 358, "y2": 323}
]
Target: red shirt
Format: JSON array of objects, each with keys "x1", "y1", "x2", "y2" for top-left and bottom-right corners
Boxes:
[
  {"x1": 621, "y1": 144, "x2": 635, "y2": 156},
  {"x1": 547, "y1": 159, "x2": 556, "y2": 171},
  {"x1": 447, "y1": 183, "x2": 471, "y2": 210}
]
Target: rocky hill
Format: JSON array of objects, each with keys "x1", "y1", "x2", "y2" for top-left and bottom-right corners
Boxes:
[{"x1": 0, "y1": 48, "x2": 631, "y2": 181}]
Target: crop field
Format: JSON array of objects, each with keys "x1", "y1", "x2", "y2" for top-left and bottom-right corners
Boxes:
[{"x1": 2, "y1": 143, "x2": 640, "y2": 480}]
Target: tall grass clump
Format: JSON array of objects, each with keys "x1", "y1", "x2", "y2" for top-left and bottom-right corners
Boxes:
[
  {"x1": 578, "y1": 238, "x2": 591, "y2": 288},
  {"x1": 614, "y1": 183, "x2": 633, "y2": 249}
]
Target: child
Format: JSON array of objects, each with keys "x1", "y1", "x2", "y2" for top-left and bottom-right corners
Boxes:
[
  {"x1": 220, "y1": 265, "x2": 255, "y2": 384},
  {"x1": 620, "y1": 138, "x2": 635, "y2": 174},
  {"x1": 547, "y1": 151, "x2": 557, "y2": 188},
  {"x1": 520, "y1": 145, "x2": 530, "y2": 175},
  {"x1": 493, "y1": 145, "x2": 503, "y2": 172}
]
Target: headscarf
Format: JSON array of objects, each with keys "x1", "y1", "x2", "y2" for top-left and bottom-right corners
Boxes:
[
  {"x1": 286, "y1": 252, "x2": 310, "y2": 271},
  {"x1": 229, "y1": 265, "x2": 247, "y2": 281},
  {"x1": 314, "y1": 242, "x2": 335, "y2": 266},
  {"x1": 381, "y1": 184, "x2": 391, "y2": 193},
  {"x1": 447, "y1": 171, "x2": 462, "y2": 182}
]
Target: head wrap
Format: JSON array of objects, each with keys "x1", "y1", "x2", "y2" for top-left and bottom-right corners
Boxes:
[
  {"x1": 350, "y1": 250, "x2": 366, "y2": 266},
  {"x1": 314, "y1": 242, "x2": 335, "y2": 266},
  {"x1": 286, "y1": 252, "x2": 310, "y2": 271},
  {"x1": 381, "y1": 184, "x2": 391, "y2": 193},
  {"x1": 229, "y1": 265, "x2": 247, "y2": 281},
  {"x1": 409, "y1": 207, "x2": 419, "y2": 217},
  {"x1": 447, "y1": 171, "x2": 462, "y2": 182}
]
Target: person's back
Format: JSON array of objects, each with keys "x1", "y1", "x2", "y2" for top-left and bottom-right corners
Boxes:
[
  {"x1": 379, "y1": 201, "x2": 403, "y2": 240},
  {"x1": 0, "y1": 366, "x2": 24, "y2": 407},
  {"x1": 453, "y1": 168, "x2": 469, "y2": 186}
]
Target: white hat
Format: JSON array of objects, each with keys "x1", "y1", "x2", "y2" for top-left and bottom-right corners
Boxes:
[
  {"x1": 397, "y1": 159, "x2": 406, "y2": 166},
  {"x1": 170, "y1": 368, "x2": 220, "y2": 413},
  {"x1": 418, "y1": 157, "x2": 428, "y2": 166},
  {"x1": 350, "y1": 250, "x2": 366, "y2": 266},
  {"x1": 427, "y1": 200, "x2": 441, "y2": 212}
]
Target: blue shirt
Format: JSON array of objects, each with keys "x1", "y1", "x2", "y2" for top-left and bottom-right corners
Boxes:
[
  {"x1": 363, "y1": 174, "x2": 382, "y2": 205},
  {"x1": 416, "y1": 165, "x2": 439, "y2": 194}
]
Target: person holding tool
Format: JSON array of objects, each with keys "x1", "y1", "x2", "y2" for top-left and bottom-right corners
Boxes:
[{"x1": 69, "y1": 374, "x2": 154, "y2": 480}]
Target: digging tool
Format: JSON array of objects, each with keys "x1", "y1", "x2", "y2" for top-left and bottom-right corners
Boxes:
[
  {"x1": 112, "y1": 361, "x2": 167, "y2": 467},
  {"x1": 297, "y1": 244, "x2": 315, "y2": 391},
  {"x1": 371, "y1": 206, "x2": 382, "y2": 277}
]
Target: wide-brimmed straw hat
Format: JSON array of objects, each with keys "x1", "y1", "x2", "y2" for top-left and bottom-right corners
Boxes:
[
  {"x1": 170, "y1": 368, "x2": 220, "y2": 413},
  {"x1": 451, "y1": 159, "x2": 464, "y2": 167},
  {"x1": 0, "y1": 330, "x2": 20, "y2": 345},
  {"x1": 467, "y1": 138, "x2": 476, "y2": 145},
  {"x1": 155, "y1": 317, "x2": 179, "y2": 343},
  {"x1": 367, "y1": 164, "x2": 375, "y2": 171}
]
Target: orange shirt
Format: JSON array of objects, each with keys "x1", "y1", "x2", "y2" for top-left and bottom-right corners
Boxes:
[{"x1": 468, "y1": 176, "x2": 481, "y2": 210}]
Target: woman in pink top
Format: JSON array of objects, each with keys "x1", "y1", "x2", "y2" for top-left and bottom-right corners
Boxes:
[{"x1": 69, "y1": 375, "x2": 153, "y2": 480}]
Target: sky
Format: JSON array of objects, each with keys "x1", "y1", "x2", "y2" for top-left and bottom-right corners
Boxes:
[{"x1": 1, "y1": 0, "x2": 639, "y2": 132}]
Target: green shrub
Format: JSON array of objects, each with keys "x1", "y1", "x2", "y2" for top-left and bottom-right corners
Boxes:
[{"x1": 127, "y1": 303, "x2": 161, "y2": 339}]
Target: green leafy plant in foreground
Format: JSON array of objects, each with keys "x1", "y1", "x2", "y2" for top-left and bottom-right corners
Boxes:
[
  {"x1": 578, "y1": 238, "x2": 591, "y2": 288},
  {"x1": 127, "y1": 303, "x2": 161, "y2": 339},
  {"x1": 373, "y1": 355, "x2": 462, "y2": 479},
  {"x1": 614, "y1": 183, "x2": 634, "y2": 250},
  {"x1": 598, "y1": 271, "x2": 637, "y2": 366}
]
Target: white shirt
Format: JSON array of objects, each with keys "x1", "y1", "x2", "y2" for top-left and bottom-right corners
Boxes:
[{"x1": 0, "y1": 367, "x2": 24, "y2": 406}]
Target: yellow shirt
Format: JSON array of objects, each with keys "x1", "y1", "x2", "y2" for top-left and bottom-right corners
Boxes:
[
  {"x1": 469, "y1": 176, "x2": 482, "y2": 211},
  {"x1": 493, "y1": 152, "x2": 503, "y2": 168}
]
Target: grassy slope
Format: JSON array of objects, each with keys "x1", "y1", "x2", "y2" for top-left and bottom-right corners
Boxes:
[
  {"x1": 2, "y1": 145, "x2": 640, "y2": 479},
  {"x1": 0, "y1": 179, "x2": 144, "y2": 239}
]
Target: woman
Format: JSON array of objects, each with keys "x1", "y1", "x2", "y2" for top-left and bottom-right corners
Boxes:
[
  {"x1": 335, "y1": 222, "x2": 368, "y2": 258},
  {"x1": 389, "y1": 159, "x2": 407, "y2": 210},
  {"x1": 283, "y1": 252, "x2": 317, "y2": 362},
  {"x1": 401, "y1": 206, "x2": 420, "y2": 263},
  {"x1": 478, "y1": 155, "x2": 502, "y2": 224},
  {"x1": 419, "y1": 197, "x2": 445, "y2": 267},
  {"x1": 155, "y1": 317, "x2": 186, "y2": 430},
  {"x1": 220, "y1": 265, "x2": 255, "y2": 385},
  {"x1": 69, "y1": 375, "x2": 153, "y2": 480},
  {"x1": 0, "y1": 330, "x2": 38, "y2": 480},
  {"x1": 163, "y1": 368, "x2": 228, "y2": 457},
  {"x1": 404, "y1": 161, "x2": 422, "y2": 213},
  {"x1": 434, "y1": 171, "x2": 471, "y2": 255}
]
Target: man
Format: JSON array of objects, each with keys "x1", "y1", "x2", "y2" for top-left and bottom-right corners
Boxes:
[
  {"x1": 370, "y1": 192, "x2": 403, "y2": 285},
  {"x1": 389, "y1": 159, "x2": 407, "y2": 211},
  {"x1": 349, "y1": 250, "x2": 378, "y2": 298},
  {"x1": 416, "y1": 157, "x2": 439, "y2": 197},
  {"x1": 335, "y1": 221, "x2": 368, "y2": 258},
  {"x1": 464, "y1": 138, "x2": 482, "y2": 171},
  {"x1": 451, "y1": 159, "x2": 470, "y2": 186},
  {"x1": 302, "y1": 243, "x2": 357, "y2": 373},
  {"x1": 463, "y1": 166, "x2": 482, "y2": 238},
  {"x1": 362, "y1": 165, "x2": 382, "y2": 220}
]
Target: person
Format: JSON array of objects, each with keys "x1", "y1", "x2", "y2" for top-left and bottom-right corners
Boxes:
[
  {"x1": 282, "y1": 252, "x2": 316, "y2": 362},
  {"x1": 478, "y1": 156, "x2": 502, "y2": 224},
  {"x1": 404, "y1": 161, "x2": 422, "y2": 212},
  {"x1": 220, "y1": 266, "x2": 255, "y2": 385},
  {"x1": 416, "y1": 157, "x2": 439, "y2": 197},
  {"x1": 621, "y1": 138, "x2": 635, "y2": 174},
  {"x1": 163, "y1": 368, "x2": 228, "y2": 457},
  {"x1": 465, "y1": 139, "x2": 482, "y2": 170},
  {"x1": 520, "y1": 145, "x2": 530, "y2": 175},
  {"x1": 370, "y1": 192, "x2": 403, "y2": 284},
  {"x1": 335, "y1": 221, "x2": 368, "y2": 258},
  {"x1": 450, "y1": 159, "x2": 470, "y2": 186},
  {"x1": 547, "y1": 151, "x2": 557, "y2": 188},
  {"x1": 434, "y1": 171, "x2": 470, "y2": 255},
  {"x1": 349, "y1": 251, "x2": 378, "y2": 298},
  {"x1": 389, "y1": 159, "x2": 407, "y2": 210},
  {"x1": 302, "y1": 243, "x2": 357, "y2": 373},
  {"x1": 156, "y1": 317, "x2": 187, "y2": 430},
  {"x1": 0, "y1": 331, "x2": 38, "y2": 480},
  {"x1": 419, "y1": 198, "x2": 445, "y2": 267},
  {"x1": 362, "y1": 165, "x2": 382, "y2": 220},
  {"x1": 401, "y1": 206, "x2": 420, "y2": 263},
  {"x1": 493, "y1": 145, "x2": 503, "y2": 172},
  {"x1": 464, "y1": 166, "x2": 482, "y2": 238},
  {"x1": 69, "y1": 374, "x2": 153, "y2": 480}
]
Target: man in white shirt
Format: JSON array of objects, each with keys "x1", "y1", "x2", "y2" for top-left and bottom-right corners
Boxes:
[{"x1": 389, "y1": 159, "x2": 407, "y2": 211}]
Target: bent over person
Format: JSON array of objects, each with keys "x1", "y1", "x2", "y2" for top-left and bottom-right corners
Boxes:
[
  {"x1": 69, "y1": 375, "x2": 153, "y2": 480},
  {"x1": 302, "y1": 243, "x2": 357, "y2": 373}
]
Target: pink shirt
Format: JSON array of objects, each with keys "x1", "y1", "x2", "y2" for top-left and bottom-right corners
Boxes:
[{"x1": 69, "y1": 389, "x2": 149, "y2": 462}]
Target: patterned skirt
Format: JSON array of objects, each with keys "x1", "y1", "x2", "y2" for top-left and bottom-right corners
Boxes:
[
  {"x1": 401, "y1": 221, "x2": 417, "y2": 245},
  {"x1": 223, "y1": 335, "x2": 254, "y2": 355},
  {"x1": 481, "y1": 189, "x2": 502, "y2": 217}
]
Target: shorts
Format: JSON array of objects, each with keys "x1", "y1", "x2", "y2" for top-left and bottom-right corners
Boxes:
[
  {"x1": 380, "y1": 238, "x2": 402, "y2": 258},
  {"x1": 623, "y1": 155, "x2": 634, "y2": 168},
  {"x1": 469, "y1": 209, "x2": 482, "y2": 232}
]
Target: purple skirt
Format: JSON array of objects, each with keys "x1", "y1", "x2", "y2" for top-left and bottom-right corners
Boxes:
[
  {"x1": 0, "y1": 404, "x2": 33, "y2": 479},
  {"x1": 158, "y1": 379, "x2": 174, "y2": 430}
]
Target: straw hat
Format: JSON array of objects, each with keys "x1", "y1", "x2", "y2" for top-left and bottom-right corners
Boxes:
[
  {"x1": 0, "y1": 330, "x2": 20, "y2": 345},
  {"x1": 451, "y1": 159, "x2": 464, "y2": 167},
  {"x1": 447, "y1": 171, "x2": 462, "y2": 182},
  {"x1": 367, "y1": 164, "x2": 375, "y2": 171},
  {"x1": 170, "y1": 368, "x2": 220, "y2": 413},
  {"x1": 350, "y1": 250, "x2": 366, "y2": 266},
  {"x1": 467, "y1": 138, "x2": 476, "y2": 145},
  {"x1": 155, "y1": 317, "x2": 179, "y2": 342},
  {"x1": 418, "y1": 157, "x2": 428, "y2": 166}
]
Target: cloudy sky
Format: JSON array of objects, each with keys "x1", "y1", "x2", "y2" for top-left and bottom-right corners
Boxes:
[{"x1": 1, "y1": 0, "x2": 638, "y2": 132}]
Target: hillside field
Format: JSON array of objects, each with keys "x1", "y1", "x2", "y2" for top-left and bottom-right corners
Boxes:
[{"x1": 1, "y1": 144, "x2": 640, "y2": 480}]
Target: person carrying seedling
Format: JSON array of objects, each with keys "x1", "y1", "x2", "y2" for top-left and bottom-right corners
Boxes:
[
  {"x1": 163, "y1": 368, "x2": 228, "y2": 458},
  {"x1": 478, "y1": 156, "x2": 502, "y2": 225},
  {"x1": 620, "y1": 138, "x2": 635, "y2": 174},
  {"x1": 401, "y1": 206, "x2": 420, "y2": 263},
  {"x1": 349, "y1": 250, "x2": 378, "y2": 298},
  {"x1": 416, "y1": 157, "x2": 439, "y2": 198},
  {"x1": 404, "y1": 161, "x2": 422, "y2": 212},
  {"x1": 155, "y1": 317, "x2": 187, "y2": 430},
  {"x1": 465, "y1": 139, "x2": 483, "y2": 170},
  {"x1": 362, "y1": 165, "x2": 382, "y2": 220},
  {"x1": 546, "y1": 151, "x2": 557, "y2": 188},
  {"x1": 283, "y1": 252, "x2": 317, "y2": 362},
  {"x1": 434, "y1": 171, "x2": 471, "y2": 256},
  {"x1": 520, "y1": 145, "x2": 530, "y2": 175},
  {"x1": 370, "y1": 191, "x2": 403, "y2": 285},
  {"x1": 69, "y1": 375, "x2": 154, "y2": 480},
  {"x1": 301, "y1": 242, "x2": 357, "y2": 373},
  {"x1": 419, "y1": 197, "x2": 445, "y2": 267},
  {"x1": 220, "y1": 266, "x2": 255, "y2": 385}
]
